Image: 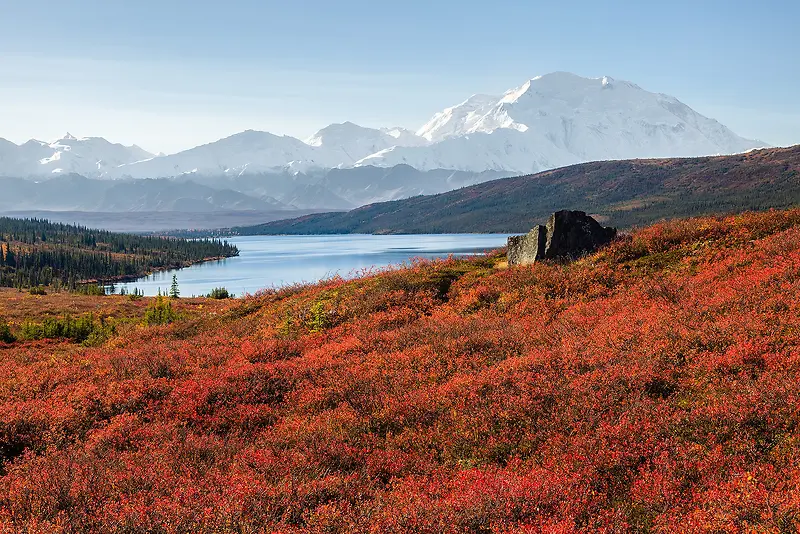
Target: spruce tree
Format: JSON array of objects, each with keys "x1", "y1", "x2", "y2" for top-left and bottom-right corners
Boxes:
[{"x1": 169, "y1": 275, "x2": 180, "y2": 299}]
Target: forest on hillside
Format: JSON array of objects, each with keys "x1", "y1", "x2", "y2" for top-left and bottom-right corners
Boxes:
[{"x1": 0, "y1": 217, "x2": 238, "y2": 289}]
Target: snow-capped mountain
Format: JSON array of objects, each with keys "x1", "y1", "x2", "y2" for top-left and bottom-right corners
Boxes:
[
  {"x1": 357, "y1": 72, "x2": 765, "y2": 173},
  {"x1": 0, "y1": 72, "x2": 766, "y2": 181},
  {"x1": 417, "y1": 94, "x2": 501, "y2": 142},
  {"x1": 381, "y1": 127, "x2": 429, "y2": 147},
  {"x1": 305, "y1": 122, "x2": 426, "y2": 165},
  {"x1": 0, "y1": 133, "x2": 152, "y2": 178},
  {"x1": 106, "y1": 125, "x2": 426, "y2": 179},
  {"x1": 103, "y1": 130, "x2": 335, "y2": 179},
  {"x1": 357, "y1": 130, "x2": 577, "y2": 174}
]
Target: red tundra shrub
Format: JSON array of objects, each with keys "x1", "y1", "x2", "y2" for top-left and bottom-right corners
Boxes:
[{"x1": 2, "y1": 209, "x2": 800, "y2": 532}]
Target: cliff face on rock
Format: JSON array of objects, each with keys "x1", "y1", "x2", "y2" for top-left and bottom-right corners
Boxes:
[{"x1": 508, "y1": 210, "x2": 617, "y2": 265}]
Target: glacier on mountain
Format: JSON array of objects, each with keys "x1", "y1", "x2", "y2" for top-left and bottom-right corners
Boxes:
[
  {"x1": 359, "y1": 72, "x2": 765, "y2": 173},
  {"x1": 0, "y1": 72, "x2": 766, "y2": 179},
  {"x1": 0, "y1": 134, "x2": 153, "y2": 178}
]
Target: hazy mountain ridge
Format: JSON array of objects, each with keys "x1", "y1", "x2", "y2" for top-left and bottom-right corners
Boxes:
[
  {"x1": 234, "y1": 145, "x2": 800, "y2": 235},
  {"x1": 0, "y1": 166, "x2": 509, "y2": 213},
  {"x1": 0, "y1": 175, "x2": 288, "y2": 213},
  {"x1": 168, "y1": 165, "x2": 508, "y2": 209}
]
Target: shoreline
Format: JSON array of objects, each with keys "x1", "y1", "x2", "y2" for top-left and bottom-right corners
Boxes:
[{"x1": 81, "y1": 254, "x2": 237, "y2": 285}]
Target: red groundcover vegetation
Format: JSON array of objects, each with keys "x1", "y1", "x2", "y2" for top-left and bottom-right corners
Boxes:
[{"x1": 2, "y1": 209, "x2": 800, "y2": 532}]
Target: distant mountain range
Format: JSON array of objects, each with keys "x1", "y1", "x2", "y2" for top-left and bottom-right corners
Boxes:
[
  {"x1": 231, "y1": 146, "x2": 800, "y2": 235},
  {"x1": 1, "y1": 72, "x2": 766, "y2": 183},
  {"x1": 0, "y1": 166, "x2": 506, "y2": 213},
  {"x1": 0, "y1": 133, "x2": 153, "y2": 178},
  {"x1": 0, "y1": 174, "x2": 285, "y2": 213}
]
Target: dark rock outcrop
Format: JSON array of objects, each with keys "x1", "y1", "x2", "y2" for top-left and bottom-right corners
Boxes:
[{"x1": 507, "y1": 210, "x2": 616, "y2": 265}]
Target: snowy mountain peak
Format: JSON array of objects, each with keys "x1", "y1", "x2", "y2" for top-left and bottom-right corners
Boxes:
[
  {"x1": 381, "y1": 127, "x2": 413, "y2": 139},
  {"x1": 303, "y1": 122, "x2": 426, "y2": 166},
  {"x1": 1, "y1": 72, "x2": 768, "y2": 180},
  {"x1": 416, "y1": 94, "x2": 500, "y2": 142},
  {"x1": 220, "y1": 130, "x2": 281, "y2": 145},
  {"x1": 305, "y1": 122, "x2": 372, "y2": 147},
  {"x1": 0, "y1": 134, "x2": 155, "y2": 178},
  {"x1": 501, "y1": 72, "x2": 618, "y2": 104},
  {"x1": 500, "y1": 80, "x2": 534, "y2": 104},
  {"x1": 360, "y1": 72, "x2": 767, "y2": 173}
]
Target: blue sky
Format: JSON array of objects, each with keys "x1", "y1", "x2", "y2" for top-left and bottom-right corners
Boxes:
[{"x1": 1, "y1": 0, "x2": 797, "y2": 153}]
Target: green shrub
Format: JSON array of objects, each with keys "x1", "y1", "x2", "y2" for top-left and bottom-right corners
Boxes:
[
  {"x1": 17, "y1": 313, "x2": 114, "y2": 345},
  {"x1": 0, "y1": 318, "x2": 14, "y2": 343},
  {"x1": 144, "y1": 295, "x2": 179, "y2": 326},
  {"x1": 207, "y1": 287, "x2": 233, "y2": 299},
  {"x1": 305, "y1": 299, "x2": 332, "y2": 333},
  {"x1": 75, "y1": 284, "x2": 105, "y2": 296},
  {"x1": 128, "y1": 288, "x2": 144, "y2": 301},
  {"x1": 28, "y1": 286, "x2": 47, "y2": 296}
]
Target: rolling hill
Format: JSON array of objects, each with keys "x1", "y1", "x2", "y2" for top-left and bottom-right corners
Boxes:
[
  {"x1": 3, "y1": 209, "x2": 800, "y2": 530},
  {"x1": 236, "y1": 145, "x2": 800, "y2": 235}
]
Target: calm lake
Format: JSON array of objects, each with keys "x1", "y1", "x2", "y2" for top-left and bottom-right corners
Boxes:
[{"x1": 115, "y1": 234, "x2": 511, "y2": 297}]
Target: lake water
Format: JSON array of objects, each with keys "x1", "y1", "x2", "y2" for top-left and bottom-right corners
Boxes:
[{"x1": 114, "y1": 234, "x2": 511, "y2": 297}]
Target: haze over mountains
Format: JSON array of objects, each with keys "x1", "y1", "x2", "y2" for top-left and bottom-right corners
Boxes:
[
  {"x1": 235, "y1": 146, "x2": 800, "y2": 235},
  {"x1": 0, "y1": 72, "x2": 767, "y2": 215}
]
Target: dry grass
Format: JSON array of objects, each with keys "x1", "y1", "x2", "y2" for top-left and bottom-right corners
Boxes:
[
  {"x1": 607, "y1": 195, "x2": 673, "y2": 212},
  {"x1": 0, "y1": 288, "x2": 230, "y2": 327}
]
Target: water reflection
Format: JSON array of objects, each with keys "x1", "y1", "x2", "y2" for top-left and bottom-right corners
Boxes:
[{"x1": 114, "y1": 234, "x2": 510, "y2": 297}]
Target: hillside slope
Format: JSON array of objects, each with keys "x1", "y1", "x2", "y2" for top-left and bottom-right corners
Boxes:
[
  {"x1": 239, "y1": 145, "x2": 800, "y2": 234},
  {"x1": 2, "y1": 209, "x2": 800, "y2": 531}
]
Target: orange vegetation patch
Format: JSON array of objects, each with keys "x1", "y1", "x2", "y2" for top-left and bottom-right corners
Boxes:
[
  {"x1": 1, "y1": 209, "x2": 800, "y2": 532},
  {"x1": 0, "y1": 288, "x2": 230, "y2": 328}
]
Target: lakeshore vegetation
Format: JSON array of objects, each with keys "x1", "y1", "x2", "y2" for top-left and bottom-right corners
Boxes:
[{"x1": 0, "y1": 217, "x2": 238, "y2": 290}]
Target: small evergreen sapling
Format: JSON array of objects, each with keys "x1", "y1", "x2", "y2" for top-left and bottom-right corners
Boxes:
[{"x1": 170, "y1": 275, "x2": 180, "y2": 299}]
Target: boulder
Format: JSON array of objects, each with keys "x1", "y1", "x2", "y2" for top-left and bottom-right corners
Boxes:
[
  {"x1": 507, "y1": 225, "x2": 547, "y2": 266},
  {"x1": 507, "y1": 210, "x2": 616, "y2": 265}
]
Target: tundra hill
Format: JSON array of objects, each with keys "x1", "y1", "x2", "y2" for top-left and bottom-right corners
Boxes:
[
  {"x1": 236, "y1": 145, "x2": 800, "y2": 235},
  {"x1": 2, "y1": 209, "x2": 800, "y2": 531}
]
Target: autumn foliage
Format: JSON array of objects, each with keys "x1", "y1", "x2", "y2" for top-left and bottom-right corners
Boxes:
[{"x1": 3, "y1": 209, "x2": 800, "y2": 532}]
